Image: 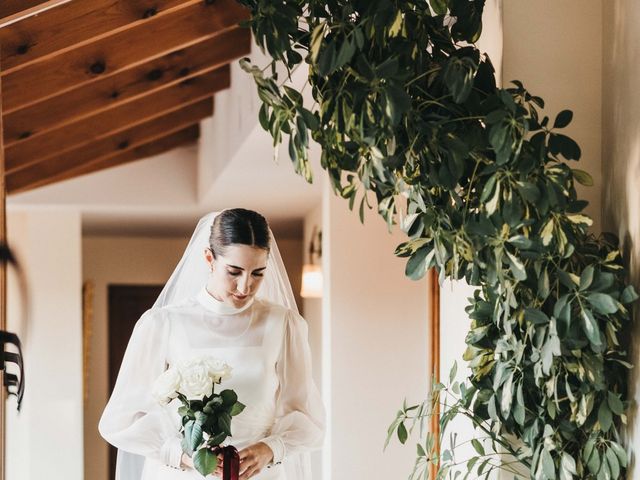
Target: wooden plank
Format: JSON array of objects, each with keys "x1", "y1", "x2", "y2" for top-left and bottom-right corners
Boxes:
[
  {"x1": 5, "y1": 67, "x2": 227, "y2": 173},
  {"x1": 3, "y1": 26, "x2": 249, "y2": 144},
  {"x1": 0, "y1": 0, "x2": 60, "y2": 24},
  {"x1": 1, "y1": 0, "x2": 248, "y2": 112},
  {"x1": 1, "y1": 0, "x2": 202, "y2": 74},
  {"x1": 8, "y1": 125, "x2": 199, "y2": 193},
  {"x1": 6, "y1": 100, "x2": 210, "y2": 192}
]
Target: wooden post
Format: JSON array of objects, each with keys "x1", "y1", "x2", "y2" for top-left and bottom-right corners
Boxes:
[{"x1": 427, "y1": 268, "x2": 440, "y2": 478}]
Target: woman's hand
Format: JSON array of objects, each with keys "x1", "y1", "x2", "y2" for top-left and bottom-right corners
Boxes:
[
  {"x1": 180, "y1": 451, "x2": 224, "y2": 476},
  {"x1": 237, "y1": 442, "x2": 274, "y2": 479},
  {"x1": 180, "y1": 453, "x2": 194, "y2": 469}
]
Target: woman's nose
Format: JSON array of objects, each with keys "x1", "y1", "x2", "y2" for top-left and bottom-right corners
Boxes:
[{"x1": 236, "y1": 275, "x2": 251, "y2": 294}]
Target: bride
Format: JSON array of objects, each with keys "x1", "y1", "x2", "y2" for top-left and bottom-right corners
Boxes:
[{"x1": 99, "y1": 209, "x2": 325, "y2": 479}]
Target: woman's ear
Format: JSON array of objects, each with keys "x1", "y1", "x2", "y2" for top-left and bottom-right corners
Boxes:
[{"x1": 204, "y1": 248, "x2": 215, "y2": 271}]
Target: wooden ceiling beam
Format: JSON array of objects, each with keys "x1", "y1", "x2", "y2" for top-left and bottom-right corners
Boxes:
[
  {"x1": 0, "y1": 1, "x2": 66, "y2": 26},
  {"x1": 6, "y1": 99, "x2": 212, "y2": 192},
  {"x1": 5, "y1": 67, "x2": 228, "y2": 173},
  {"x1": 3, "y1": 26, "x2": 249, "y2": 145},
  {"x1": 8, "y1": 125, "x2": 200, "y2": 194},
  {"x1": 1, "y1": 0, "x2": 202, "y2": 74},
  {"x1": 1, "y1": 0, "x2": 248, "y2": 112}
]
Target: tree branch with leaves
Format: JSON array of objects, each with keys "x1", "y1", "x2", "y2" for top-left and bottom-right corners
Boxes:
[{"x1": 237, "y1": 0, "x2": 638, "y2": 478}]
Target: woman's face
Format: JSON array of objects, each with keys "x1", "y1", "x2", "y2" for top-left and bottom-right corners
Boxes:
[{"x1": 205, "y1": 244, "x2": 269, "y2": 309}]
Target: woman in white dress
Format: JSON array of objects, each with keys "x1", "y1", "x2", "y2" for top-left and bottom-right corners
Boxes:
[{"x1": 99, "y1": 209, "x2": 325, "y2": 480}]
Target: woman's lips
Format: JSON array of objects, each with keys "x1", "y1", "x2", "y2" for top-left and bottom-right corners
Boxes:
[{"x1": 232, "y1": 293, "x2": 248, "y2": 300}]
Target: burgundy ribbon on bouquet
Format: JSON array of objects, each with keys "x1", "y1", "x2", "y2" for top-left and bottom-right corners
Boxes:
[{"x1": 217, "y1": 446, "x2": 239, "y2": 480}]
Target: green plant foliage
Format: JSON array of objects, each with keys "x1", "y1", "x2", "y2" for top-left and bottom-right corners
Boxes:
[
  {"x1": 387, "y1": 366, "x2": 533, "y2": 479},
  {"x1": 177, "y1": 390, "x2": 245, "y2": 475},
  {"x1": 237, "y1": 0, "x2": 638, "y2": 477}
]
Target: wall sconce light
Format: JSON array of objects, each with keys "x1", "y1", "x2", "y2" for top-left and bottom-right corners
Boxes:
[{"x1": 301, "y1": 227, "x2": 323, "y2": 298}]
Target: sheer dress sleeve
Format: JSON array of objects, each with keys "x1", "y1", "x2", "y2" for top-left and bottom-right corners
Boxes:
[
  {"x1": 260, "y1": 309, "x2": 325, "y2": 464},
  {"x1": 98, "y1": 309, "x2": 183, "y2": 468}
]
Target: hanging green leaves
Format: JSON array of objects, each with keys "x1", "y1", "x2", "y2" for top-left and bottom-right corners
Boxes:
[{"x1": 238, "y1": 0, "x2": 638, "y2": 477}]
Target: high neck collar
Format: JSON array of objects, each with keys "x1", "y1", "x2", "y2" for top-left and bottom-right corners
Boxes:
[{"x1": 196, "y1": 287, "x2": 254, "y2": 315}]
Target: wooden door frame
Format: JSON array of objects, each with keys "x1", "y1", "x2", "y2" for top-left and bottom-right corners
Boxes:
[{"x1": 427, "y1": 268, "x2": 440, "y2": 479}]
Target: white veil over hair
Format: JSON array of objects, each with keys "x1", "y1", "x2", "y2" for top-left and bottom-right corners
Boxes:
[{"x1": 115, "y1": 211, "x2": 310, "y2": 480}]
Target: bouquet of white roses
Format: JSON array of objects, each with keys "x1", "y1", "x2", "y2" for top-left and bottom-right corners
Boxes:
[{"x1": 153, "y1": 356, "x2": 245, "y2": 476}]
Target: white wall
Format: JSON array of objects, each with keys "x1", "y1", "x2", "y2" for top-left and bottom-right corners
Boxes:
[
  {"x1": 303, "y1": 202, "x2": 324, "y2": 480},
  {"x1": 503, "y1": 0, "x2": 603, "y2": 231},
  {"x1": 601, "y1": 1, "x2": 640, "y2": 476},
  {"x1": 324, "y1": 186, "x2": 429, "y2": 479},
  {"x1": 5, "y1": 209, "x2": 83, "y2": 480}
]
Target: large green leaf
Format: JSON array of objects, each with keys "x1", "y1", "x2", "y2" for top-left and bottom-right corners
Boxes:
[
  {"x1": 587, "y1": 293, "x2": 618, "y2": 314},
  {"x1": 193, "y1": 448, "x2": 219, "y2": 476},
  {"x1": 554, "y1": 109, "x2": 573, "y2": 129},
  {"x1": 183, "y1": 417, "x2": 204, "y2": 455}
]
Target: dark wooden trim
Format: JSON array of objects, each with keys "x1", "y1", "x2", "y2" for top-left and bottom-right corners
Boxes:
[
  {"x1": 3, "y1": 26, "x2": 249, "y2": 145},
  {"x1": 5, "y1": 67, "x2": 228, "y2": 173},
  {"x1": 0, "y1": 0, "x2": 201, "y2": 74},
  {"x1": 1, "y1": 0, "x2": 248, "y2": 112},
  {"x1": 9, "y1": 125, "x2": 200, "y2": 193}
]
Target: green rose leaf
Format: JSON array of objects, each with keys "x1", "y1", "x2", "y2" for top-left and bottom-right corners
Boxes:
[
  {"x1": 193, "y1": 447, "x2": 219, "y2": 476},
  {"x1": 220, "y1": 389, "x2": 238, "y2": 407},
  {"x1": 218, "y1": 412, "x2": 233, "y2": 436},
  {"x1": 231, "y1": 401, "x2": 246, "y2": 416},
  {"x1": 208, "y1": 431, "x2": 228, "y2": 448},
  {"x1": 182, "y1": 417, "x2": 204, "y2": 455}
]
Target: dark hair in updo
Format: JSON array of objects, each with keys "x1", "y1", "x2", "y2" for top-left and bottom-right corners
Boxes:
[{"x1": 209, "y1": 208, "x2": 270, "y2": 258}]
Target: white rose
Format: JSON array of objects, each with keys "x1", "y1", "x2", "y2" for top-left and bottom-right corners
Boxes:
[
  {"x1": 177, "y1": 359, "x2": 214, "y2": 401},
  {"x1": 204, "y1": 357, "x2": 233, "y2": 384},
  {"x1": 152, "y1": 367, "x2": 181, "y2": 405}
]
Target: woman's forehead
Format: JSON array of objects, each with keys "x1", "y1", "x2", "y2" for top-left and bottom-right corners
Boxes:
[{"x1": 220, "y1": 244, "x2": 268, "y2": 267}]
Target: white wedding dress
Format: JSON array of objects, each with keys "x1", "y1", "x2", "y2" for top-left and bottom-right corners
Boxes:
[{"x1": 99, "y1": 287, "x2": 324, "y2": 480}]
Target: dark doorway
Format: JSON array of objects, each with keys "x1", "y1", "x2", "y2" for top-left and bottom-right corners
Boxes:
[{"x1": 107, "y1": 284, "x2": 163, "y2": 480}]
